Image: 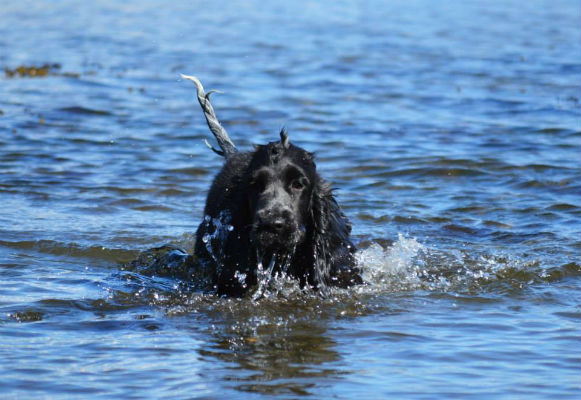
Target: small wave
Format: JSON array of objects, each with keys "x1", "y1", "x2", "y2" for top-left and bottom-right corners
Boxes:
[
  {"x1": 0, "y1": 239, "x2": 138, "y2": 263},
  {"x1": 353, "y1": 235, "x2": 581, "y2": 295},
  {"x1": 58, "y1": 106, "x2": 112, "y2": 116}
]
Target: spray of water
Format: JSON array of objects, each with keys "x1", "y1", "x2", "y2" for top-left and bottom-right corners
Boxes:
[
  {"x1": 252, "y1": 252, "x2": 278, "y2": 301},
  {"x1": 119, "y1": 229, "x2": 576, "y2": 309},
  {"x1": 200, "y1": 210, "x2": 234, "y2": 268}
]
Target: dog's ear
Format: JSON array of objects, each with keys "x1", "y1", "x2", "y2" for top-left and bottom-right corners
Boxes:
[{"x1": 309, "y1": 178, "x2": 353, "y2": 288}]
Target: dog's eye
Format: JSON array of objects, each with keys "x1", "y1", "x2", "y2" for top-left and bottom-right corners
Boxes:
[{"x1": 291, "y1": 178, "x2": 305, "y2": 191}]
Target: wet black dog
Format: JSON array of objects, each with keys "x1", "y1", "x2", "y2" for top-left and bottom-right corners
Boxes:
[{"x1": 183, "y1": 75, "x2": 361, "y2": 297}]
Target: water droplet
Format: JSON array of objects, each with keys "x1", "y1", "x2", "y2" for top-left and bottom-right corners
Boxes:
[
  {"x1": 227, "y1": 225, "x2": 234, "y2": 231},
  {"x1": 234, "y1": 270, "x2": 247, "y2": 285},
  {"x1": 202, "y1": 234, "x2": 211, "y2": 243},
  {"x1": 204, "y1": 215, "x2": 211, "y2": 222}
]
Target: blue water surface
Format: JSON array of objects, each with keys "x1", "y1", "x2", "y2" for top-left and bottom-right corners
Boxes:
[{"x1": 0, "y1": 1, "x2": 580, "y2": 399}]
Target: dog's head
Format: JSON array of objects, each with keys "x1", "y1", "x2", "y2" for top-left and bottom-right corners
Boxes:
[{"x1": 247, "y1": 130, "x2": 317, "y2": 256}]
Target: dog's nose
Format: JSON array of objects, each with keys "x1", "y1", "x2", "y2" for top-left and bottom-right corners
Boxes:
[{"x1": 257, "y1": 208, "x2": 292, "y2": 232}]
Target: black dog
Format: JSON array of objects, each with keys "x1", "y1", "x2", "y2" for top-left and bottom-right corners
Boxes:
[{"x1": 183, "y1": 75, "x2": 361, "y2": 297}]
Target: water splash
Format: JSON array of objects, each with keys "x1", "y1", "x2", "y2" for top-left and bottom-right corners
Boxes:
[
  {"x1": 353, "y1": 234, "x2": 580, "y2": 296},
  {"x1": 111, "y1": 232, "x2": 580, "y2": 311},
  {"x1": 249, "y1": 248, "x2": 298, "y2": 301},
  {"x1": 201, "y1": 210, "x2": 233, "y2": 267},
  {"x1": 252, "y1": 252, "x2": 278, "y2": 301},
  {"x1": 234, "y1": 270, "x2": 248, "y2": 289},
  {"x1": 357, "y1": 234, "x2": 425, "y2": 288}
]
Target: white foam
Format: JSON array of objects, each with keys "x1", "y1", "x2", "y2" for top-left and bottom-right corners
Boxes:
[{"x1": 356, "y1": 234, "x2": 425, "y2": 288}]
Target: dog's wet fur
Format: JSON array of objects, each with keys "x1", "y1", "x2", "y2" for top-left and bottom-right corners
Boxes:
[{"x1": 195, "y1": 130, "x2": 361, "y2": 296}]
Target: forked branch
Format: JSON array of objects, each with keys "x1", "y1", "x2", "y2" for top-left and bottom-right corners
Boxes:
[{"x1": 181, "y1": 74, "x2": 237, "y2": 158}]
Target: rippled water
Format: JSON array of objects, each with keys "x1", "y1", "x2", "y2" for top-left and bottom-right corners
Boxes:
[{"x1": 1, "y1": 1, "x2": 580, "y2": 398}]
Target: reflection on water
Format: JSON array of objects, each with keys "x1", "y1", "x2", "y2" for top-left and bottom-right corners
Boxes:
[{"x1": 197, "y1": 301, "x2": 343, "y2": 396}]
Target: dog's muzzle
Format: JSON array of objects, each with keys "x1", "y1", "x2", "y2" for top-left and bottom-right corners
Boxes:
[{"x1": 252, "y1": 207, "x2": 303, "y2": 251}]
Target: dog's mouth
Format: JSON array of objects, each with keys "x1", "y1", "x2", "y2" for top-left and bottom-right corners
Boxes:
[{"x1": 251, "y1": 222, "x2": 305, "y2": 254}]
